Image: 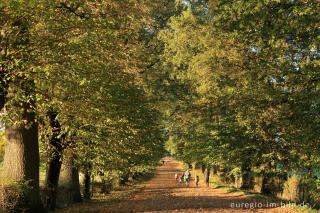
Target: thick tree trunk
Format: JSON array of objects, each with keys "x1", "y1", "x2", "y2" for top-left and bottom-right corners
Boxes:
[
  {"x1": 43, "y1": 111, "x2": 63, "y2": 211},
  {"x1": 2, "y1": 83, "x2": 45, "y2": 212},
  {"x1": 56, "y1": 149, "x2": 82, "y2": 207}
]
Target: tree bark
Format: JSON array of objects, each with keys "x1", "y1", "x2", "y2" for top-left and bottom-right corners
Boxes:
[
  {"x1": 56, "y1": 149, "x2": 82, "y2": 207},
  {"x1": 43, "y1": 111, "x2": 64, "y2": 211},
  {"x1": 2, "y1": 82, "x2": 45, "y2": 212}
]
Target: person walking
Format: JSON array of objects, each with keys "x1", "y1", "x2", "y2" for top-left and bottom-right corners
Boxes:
[
  {"x1": 179, "y1": 173, "x2": 184, "y2": 183},
  {"x1": 175, "y1": 173, "x2": 178, "y2": 181},
  {"x1": 195, "y1": 174, "x2": 199, "y2": 187},
  {"x1": 185, "y1": 169, "x2": 191, "y2": 187}
]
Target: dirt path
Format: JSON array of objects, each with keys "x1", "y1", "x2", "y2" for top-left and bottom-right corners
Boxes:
[{"x1": 88, "y1": 158, "x2": 305, "y2": 212}]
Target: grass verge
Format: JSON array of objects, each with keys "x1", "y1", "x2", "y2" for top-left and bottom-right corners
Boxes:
[
  {"x1": 189, "y1": 167, "x2": 319, "y2": 213},
  {"x1": 210, "y1": 181, "x2": 319, "y2": 213}
]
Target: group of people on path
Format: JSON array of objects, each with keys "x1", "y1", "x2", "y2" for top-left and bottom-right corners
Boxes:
[
  {"x1": 175, "y1": 169, "x2": 210, "y2": 187},
  {"x1": 175, "y1": 170, "x2": 192, "y2": 186}
]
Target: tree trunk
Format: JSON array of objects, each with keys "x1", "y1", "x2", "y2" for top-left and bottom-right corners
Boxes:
[
  {"x1": 56, "y1": 149, "x2": 82, "y2": 208},
  {"x1": 44, "y1": 111, "x2": 64, "y2": 211},
  {"x1": 2, "y1": 83, "x2": 45, "y2": 212},
  {"x1": 201, "y1": 165, "x2": 205, "y2": 174},
  {"x1": 254, "y1": 175, "x2": 264, "y2": 193},
  {"x1": 83, "y1": 166, "x2": 91, "y2": 199},
  {"x1": 44, "y1": 156, "x2": 62, "y2": 211},
  {"x1": 207, "y1": 167, "x2": 211, "y2": 176}
]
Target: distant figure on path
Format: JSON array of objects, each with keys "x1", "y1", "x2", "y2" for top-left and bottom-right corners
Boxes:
[
  {"x1": 185, "y1": 169, "x2": 191, "y2": 186},
  {"x1": 195, "y1": 175, "x2": 199, "y2": 187},
  {"x1": 175, "y1": 173, "x2": 178, "y2": 181},
  {"x1": 179, "y1": 173, "x2": 184, "y2": 183}
]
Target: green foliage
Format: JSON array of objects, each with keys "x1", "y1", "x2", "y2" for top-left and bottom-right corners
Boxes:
[
  {"x1": 1, "y1": 0, "x2": 175, "y2": 195},
  {"x1": 1, "y1": 0, "x2": 319, "y2": 208},
  {"x1": 158, "y1": 0, "x2": 320, "y2": 206}
]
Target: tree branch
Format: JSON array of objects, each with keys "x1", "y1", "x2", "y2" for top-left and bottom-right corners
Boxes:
[{"x1": 58, "y1": 3, "x2": 87, "y2": 19}]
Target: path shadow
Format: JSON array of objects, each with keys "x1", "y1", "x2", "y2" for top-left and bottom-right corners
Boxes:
[{"x1": 108, "y1": 195, "x2": 279, "y2": 212}]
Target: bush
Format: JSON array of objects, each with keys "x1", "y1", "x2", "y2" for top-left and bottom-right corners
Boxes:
[
  {"x1": 310, "y1": 179, "x2": 320, "y2": 208},
  {"x1": 0, "y1": 184, "x2": 28, "y2": 213},
  {"x1": 300, "y1": 177, "x2": 320, "y2": 208}
]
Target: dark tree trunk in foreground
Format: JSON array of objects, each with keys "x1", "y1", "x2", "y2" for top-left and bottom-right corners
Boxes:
[
  {"x1": 44, "y1": 158, "x2": 62, "y2": 211},
  {"x1": 43, "y1": 111, "x2": 64, "y2": 211},
  {"x1": 2, "y1": 83, "x2": 45, "y2": 213},
  {"x1": 56, "y1": 149, "x2": 82, "y2": 208}
]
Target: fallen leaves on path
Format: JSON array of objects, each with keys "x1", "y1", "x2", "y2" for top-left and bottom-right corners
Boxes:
[{"x1": 59, "y1": 158, "x2": 308, "y2": 213}]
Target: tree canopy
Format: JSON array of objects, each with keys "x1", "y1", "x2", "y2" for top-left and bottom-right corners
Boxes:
[{"x1": 0, "y1": 0, "x2": 319, "y2": 211}]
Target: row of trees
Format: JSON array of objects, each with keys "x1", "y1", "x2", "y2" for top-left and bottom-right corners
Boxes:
[
  {"x1": 0, "y1": 0, "x2": 178, "y2": 212},
  {"x1": 162, "y1": 0, "x2": 319, "y2": 205},
  {"x1": 1, "y1": 0, "x2": 319, "y2": 211}
]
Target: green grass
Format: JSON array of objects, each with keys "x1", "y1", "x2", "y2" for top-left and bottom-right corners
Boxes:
[
  {"x1": 0, "y1": 161, "x2": 3, "y2": 173},
  {"x1": 193, "y1": 169, "x2": 216, "y2": 186},
  {"x1": 209, "y1": 178, "x2": 319, "y2": 213},
  {"x1": 189, "y1": 166, "x2": 319, "y2": 213}
]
